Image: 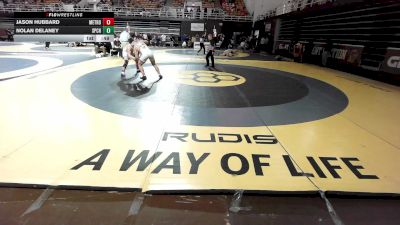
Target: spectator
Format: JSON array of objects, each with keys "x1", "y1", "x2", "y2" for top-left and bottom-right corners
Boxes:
[
  {"x1": 103, "y1": 42, "x2": 112, "y2": 54},
  {"x1": 266, "y1": 33, "x2": 273, "y2": 53},
  {"x1": 259, "y1": 36, "x2": 266, "y2": 51},
  {"x1": 250, "y1": 35, "x2": 257, "y2": 50},
  {"x1": 238, "y1": 40, "x2": 246, "y2": 50},
  {"x1": 143, "y1": 33, "x2": 148, "y2": 41},
  {"x1": 156, "y1": 34, "x2": 161, "y2": 46},
  {"x1": 94, "y1": 42, "x2": 106, "y2": 57},
  {"x1": 303, "y1": 39, "x2": 314, "y2": 62},
  {"x1": 181, "y1": 33, "x2": 185, "y2": 43},
  {"x1": 112, "y1": 36, "x2": 122, "y2": 57},
  {"x1": 7, "y1": 29, "x2": 13, "y2": 41},
  {"x1": 150, "y1": 35, "x2": 157, "y2": 46},
  {"x1": 161, "y1": 33, "x2": 166, "y2": 47},
  {"x1": 191, "y1": 35, "x2": 196, "y2": 45},
  {"x1": 293, "y1": 41, "x2": 304, "y2": 62}
]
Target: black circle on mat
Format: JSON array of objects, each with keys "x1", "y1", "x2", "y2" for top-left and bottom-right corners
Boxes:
[
  {"x1": 0, "y1": 42, "x2": 22, "y2": 46},
  {"x1": 166, "y1": 49, "x2": 206, "y2": 55},
  {"x1": 175, "y1": 66, "x2": 308, "y2": 108},
  {"x1": 71, "y1": 63, "x2": 348, "y2": 127},
  {"x1": 166, "y1": 49, "x2": 233, "y2": 57},
  {"x1": 0, "y1": 58, "x2": 38, "y2": 73}
]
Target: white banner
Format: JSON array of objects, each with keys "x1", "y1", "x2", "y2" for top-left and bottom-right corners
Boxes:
[{"x1": 191, "y1": 23, "x2": 204, "y2": 32}]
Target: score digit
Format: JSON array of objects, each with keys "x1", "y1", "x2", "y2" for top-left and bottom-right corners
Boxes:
[
  {"x1": 102, "y1": 18, "x2": 114, "y2": 26},
  {"x1": 102, "y1": 26, "x2": 114, "y2": 34}
]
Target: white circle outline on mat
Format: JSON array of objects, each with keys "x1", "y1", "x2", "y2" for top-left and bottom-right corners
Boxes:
[{"x1": 0, "y1": 55, "x2": 63, "y2": 79}]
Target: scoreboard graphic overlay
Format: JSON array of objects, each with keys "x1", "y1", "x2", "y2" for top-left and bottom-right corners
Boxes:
[{"x1": 14, "y1": 12, "x2": 114, "y2": 42}]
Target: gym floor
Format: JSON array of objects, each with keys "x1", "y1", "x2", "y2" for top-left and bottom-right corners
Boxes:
[{"x1": 0, "y1": 42, "x2": 399, "y2": 225}]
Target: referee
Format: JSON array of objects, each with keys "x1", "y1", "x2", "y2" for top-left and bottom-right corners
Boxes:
[
  {"x1": 197, "y1": 34, "x2": 205, "y2": 55},
  {"x1": 206, "y1": 34, "x2": 215, "y2": 67},
  {"x1": 119, "y1": 25, "x2": 131, "y2": 50}
]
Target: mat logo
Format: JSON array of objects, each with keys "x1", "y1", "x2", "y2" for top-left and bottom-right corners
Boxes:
[
  {"x1": 178, "y1": 70, "x2": 246, "y2": 87},
  {"x1": 189, "y1": 72, "x2": 240, "y2": 83},
  {"x1": 387, "y1": 56, "x2": 400, "y2": 68},
  {"x1": 162, "y1": 132, "x2": 278, "y2": 144}
]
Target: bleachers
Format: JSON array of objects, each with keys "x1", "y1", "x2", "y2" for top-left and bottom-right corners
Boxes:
[
  {"x1": 172, "y1": 0, "x2": 184, "y2": 7},
  {"x1": 129, "y1": 0, "x2": 165, "y2": 8},
  {"x1": 276, "y1": 0, "x2": 400, "y2": 72},
  {"x1": 2, "y1": 1, "x2": 63, "y2": 10},
  {"x1": 221, "y1": 0, "x2": 248, "y2": 16},
  {"x1": 278, "y1": 1, "x2": 400, "y2": 47},
  {"x1": 0, "y1": 0, "x2": 252, "y2": 22},
  {"x1": 43, "y1": 0, "x2": 61, "y2": 3},
  {"x1": 62, "y1": 0, "x2": 81, "y2": 4},
  {"x1": 99, "y1": 0, "x2": 112, "y2": 6},
  {"x1": 8, "y1": 0, "x2": 37, "y2": 3},
  {"x1": 202, "y1": 0, "x2": 215, "y2": 9},
  {"x1": 257, "y1": 0, "x2": 333, "y2": 20}
]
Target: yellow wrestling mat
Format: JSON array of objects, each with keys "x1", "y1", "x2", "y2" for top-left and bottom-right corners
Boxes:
[{"x1": 0, "y1": 43, "x2": 399, "y2": 194}]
